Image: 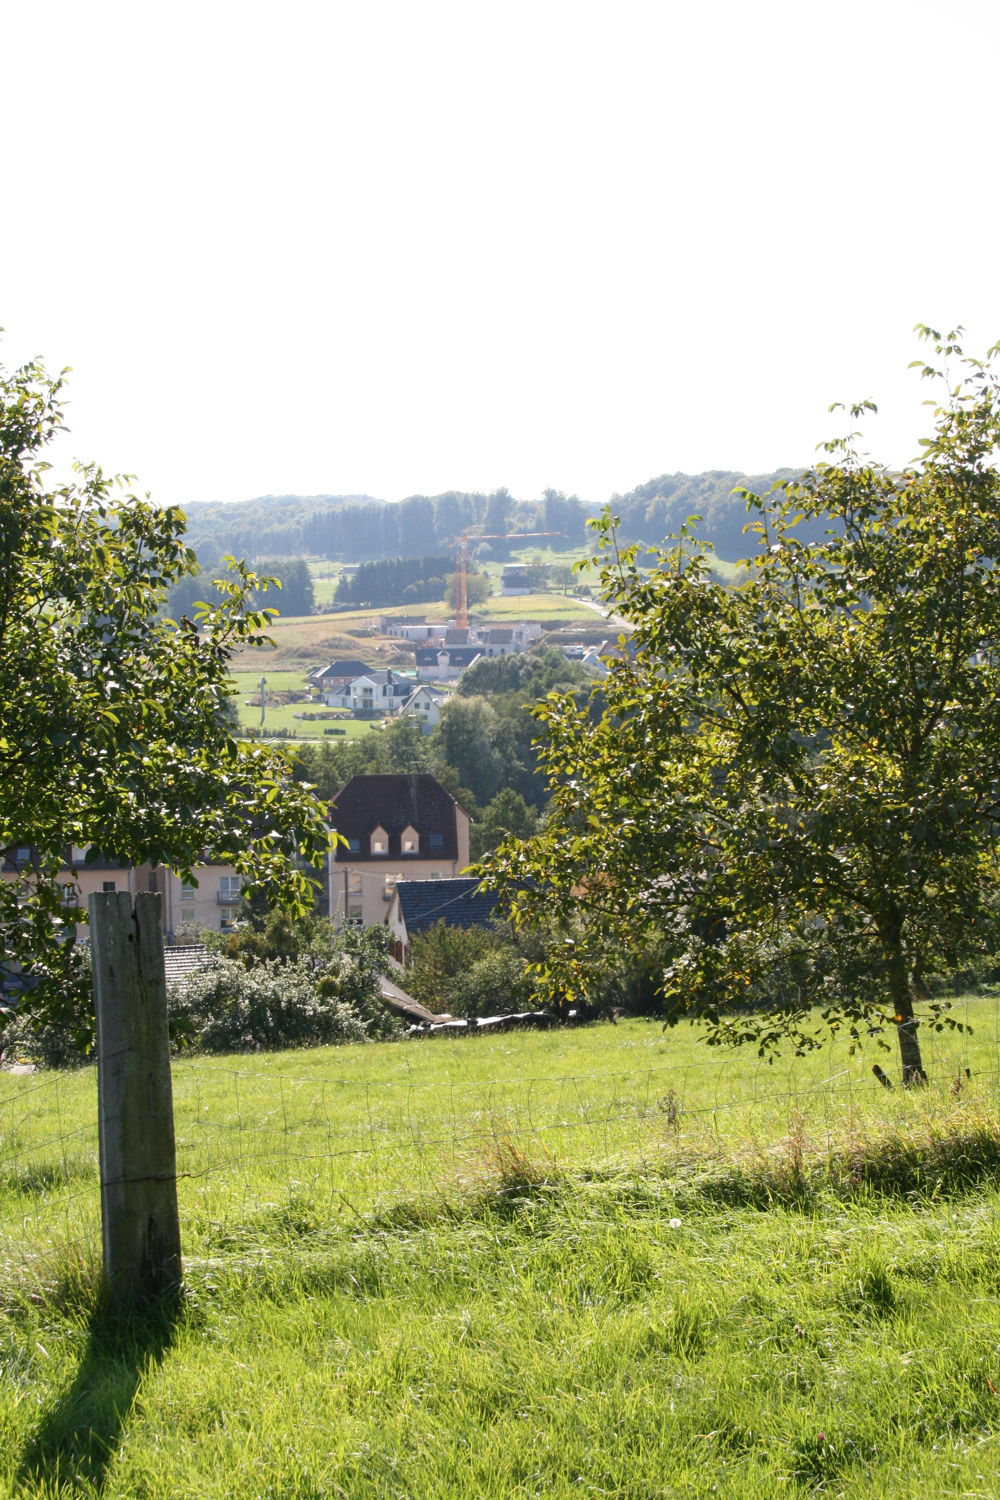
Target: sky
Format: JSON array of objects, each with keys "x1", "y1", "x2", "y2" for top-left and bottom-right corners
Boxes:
[{"x1": 2, "y1": 0, "x2": 999, "y2": 511}]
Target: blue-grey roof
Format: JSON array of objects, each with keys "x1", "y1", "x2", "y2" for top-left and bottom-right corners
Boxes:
[{"x1": 395, "y1": 878, "x2": 497, "y2": 936}]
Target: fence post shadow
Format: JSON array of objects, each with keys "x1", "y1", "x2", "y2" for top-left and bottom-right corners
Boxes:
[{"x1": 17, "y1": 1289, "x2": 181, "y2": 1493}]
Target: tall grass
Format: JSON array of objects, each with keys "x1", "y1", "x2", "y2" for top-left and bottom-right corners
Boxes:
[{"x1": 2, "y1": 1002, "x2": 1000, "y2": 1496}]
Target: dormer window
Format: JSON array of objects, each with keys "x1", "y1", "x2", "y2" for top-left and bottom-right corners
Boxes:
[
  {"x1": 401, "y1": 824, "x2": 419, "y2": 854},
  {"x1": 370, "y1": 825, "x2": 388, "y2": 855}
]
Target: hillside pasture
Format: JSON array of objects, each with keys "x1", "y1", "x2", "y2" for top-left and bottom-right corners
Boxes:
[{"x1": 3, "y1": 1003, "x2": 1000, "y2": 1496}]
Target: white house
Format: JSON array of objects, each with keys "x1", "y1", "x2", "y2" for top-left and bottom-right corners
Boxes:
[
  {"x1": 414, "y1": 647, "x2": 482, "y2": 682},
  {"x1": 401, "y1": 684, "x2": 449, "y2": 731},
  {"x1": 500, "y1": 563, "x2": 531, "y2": 596},
  {"x1": 325, "y1": 669, "x2": 413, "y2": 712}
]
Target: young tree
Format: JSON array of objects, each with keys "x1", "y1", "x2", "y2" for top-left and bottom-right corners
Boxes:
[
  {"x1": 481, "y1": 329, "x2": 1000, "y2": 1081},
  {"x1": 0, "y1": 355, "x2": 329, "y2": 1042}
]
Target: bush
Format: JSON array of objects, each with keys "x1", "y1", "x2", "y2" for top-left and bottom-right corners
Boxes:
[
  {"x1": 0, "y1": 943, "x2": 95, "y2": 1069},
  {"x1": 447, "y1": 948, "x2": 536, "y2": 1018},
  {"x1": 168, "y1": 954, "x2": 375, "y2": 1053},
  {"x1": 404, "y1": 919, "x2": 542, "y2": 1018}
]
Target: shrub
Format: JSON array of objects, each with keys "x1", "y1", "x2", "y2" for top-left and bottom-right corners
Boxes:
[
  {"x1": 0, "y1": 943, "x2": 95, "y2": 1069},
  {"x1": 177, "y1": 920, "x2": 397, "y2": 1051},
  {"x1": 447, "y1": 948, "x2": 536, "y2": 1018},
  {"x1": 168, "y1": 954, "x2": 373, "y2": 1053}
]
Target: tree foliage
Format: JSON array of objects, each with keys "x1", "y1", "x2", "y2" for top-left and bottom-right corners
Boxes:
[
  {"x1": 481, "y1": 330, "x2": 1000, "y2": 1079},
  {"x1": 334, "y1": 554, "x2": 451, "y2": 608},
  {"x1": 0, "y1": 354, "x2": 329, "y2": 1042}
]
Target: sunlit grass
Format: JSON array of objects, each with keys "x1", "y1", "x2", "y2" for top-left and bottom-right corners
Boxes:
[{"x1": 3, "y1": 1004, "x2": 1000, "y2": 1496}]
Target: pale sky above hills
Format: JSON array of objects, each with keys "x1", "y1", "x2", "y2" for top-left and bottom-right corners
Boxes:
[{"x1": 2, "y1": 0, "x2": 998, "y2": 510}]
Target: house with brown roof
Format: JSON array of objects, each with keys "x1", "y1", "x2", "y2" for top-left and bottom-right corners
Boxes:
[{"x1": 329, "y1": 773, "x2": 471, "y2": 926}]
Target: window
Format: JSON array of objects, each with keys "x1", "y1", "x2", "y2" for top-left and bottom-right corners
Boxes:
[
  {"x1": 347, "y1": 839, "x2": 360, "y2": 852},
  {"x1": 16, "y1": 847, "x2": 30, "y2": 862},
  {"x1": 102, "y1": 880, "x2": 116, "y2": 892},
  {"x1": 384, "y1": 873, "x2": 399, "y2": 901},
  {"x1": 61, "y1": 883, "x2": 78, "y2": 905},
  {"x1": 220, "y1": 876, "x2": 241, "y2": 898},
  {"x1": 429, "y1": 834, "x2": 444, "y2": 851},
  {"x1": 348, "y1": 872, "x2": 363, "y2": 895},
  {"x1": 219, "y1": 908, "x2": 237, "y2": 931},
  {"x1": 181, "y1": 907, "x2": 196, "y2": 924},
  {"x1": 180, "y1": 883, "x2": 197, "y2": 900}
]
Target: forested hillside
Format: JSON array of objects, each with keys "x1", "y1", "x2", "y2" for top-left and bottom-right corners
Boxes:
[
  {"x1": 176, "y1": 472, "x2": 799, "y2": 569},
  {"x1": 333, "y1": 555, "x2": 452, "y2": 608}
]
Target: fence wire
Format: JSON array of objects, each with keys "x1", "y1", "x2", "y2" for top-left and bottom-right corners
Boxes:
[{"x1": 2, "y1": 1001, "x2": 997, "y2": 1270}]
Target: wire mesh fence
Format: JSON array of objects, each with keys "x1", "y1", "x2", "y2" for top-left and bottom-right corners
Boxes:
[{"x1": 2, "y1": 1000, "x2": 998, "y2": 1278}]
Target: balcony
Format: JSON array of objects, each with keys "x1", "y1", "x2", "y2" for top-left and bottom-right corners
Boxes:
[{"x1": 217, "y1": 892, "x2": 241, "y2": 905}]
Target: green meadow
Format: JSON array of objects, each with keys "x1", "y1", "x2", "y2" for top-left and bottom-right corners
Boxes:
[
  {"x1": 229, "y1": 671, "x2": 389, "y2": 740},
  {"x1": 3, "y1": 1003, "x2": 1000, "y2": 1497}
]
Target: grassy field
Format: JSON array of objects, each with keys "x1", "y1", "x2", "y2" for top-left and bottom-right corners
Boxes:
[
  {"x1": 228, "y1": 670, "x2": 396, "y2": 740},
  {"x1": 3, "y1": 1000, "x2": 1000, "y2": 1496}
]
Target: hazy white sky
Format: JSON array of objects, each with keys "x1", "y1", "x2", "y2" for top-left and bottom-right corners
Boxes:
[{"x1": 2, "y1": 1, "x2": 998, "y2": 510}]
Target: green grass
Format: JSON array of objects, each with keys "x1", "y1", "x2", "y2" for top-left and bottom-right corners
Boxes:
[
  {"x1": 228, "y1": 671, "x2": 396, "y2": 739},
  {"x1": 473, "y1": 592, "x2": 598, "y2": 621},
  {"x1": 3, "y1": 1004, "x2": 1000, "y2": 1496}
]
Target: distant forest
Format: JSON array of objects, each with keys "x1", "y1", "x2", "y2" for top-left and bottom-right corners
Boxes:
[
  {"x1": 334, "y1": 555, "x2": 453, "y2": 609},
  {"x1": 176, "y1": 471, "x2": 800, "y2": 570}
]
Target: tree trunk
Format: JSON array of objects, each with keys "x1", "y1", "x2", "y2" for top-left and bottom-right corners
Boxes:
[{"x1": 883, "y1": 926, "x2": 927, "y2": 1085}]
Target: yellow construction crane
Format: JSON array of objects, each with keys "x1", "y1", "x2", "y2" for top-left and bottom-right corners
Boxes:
[{"x1": 449, "y1": 529, "x2": 562, "y2": 628}]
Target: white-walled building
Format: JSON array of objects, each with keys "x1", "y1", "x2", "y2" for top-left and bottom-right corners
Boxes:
[
  {"x1": 324, "y1": 669, "x2": 413, "y2": 712},
  {"x1": 401, "y1": 684, "x2": 449, "y2": 731}
]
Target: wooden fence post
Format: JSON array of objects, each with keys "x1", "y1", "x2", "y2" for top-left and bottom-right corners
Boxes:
[{"x1": 89, "y1": 890, "x2": 182, "y2": 1303}]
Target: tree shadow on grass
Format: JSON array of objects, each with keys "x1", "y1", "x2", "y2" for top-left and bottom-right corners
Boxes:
[{"x1": 17, "y1": 1291, "x2": 181, "y2": 1494}]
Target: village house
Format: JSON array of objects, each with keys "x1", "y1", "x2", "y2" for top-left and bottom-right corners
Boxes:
[
  {"x1": 385, "y1": 876, "x2": 498, "y2": 966},
  {"x1": 500, "y1": 563, "x2": 531, "y2": 596},
  {"x1": 0, "y1": 848, "x2": 244, "y2": 941},
  {"x1": 414, "y1": 645, "x2": 483, "y2": 682},
  {"x1": 324, "y1": 669, "x2": 413, "y2": 713},
  {"x1": 307, "y1": 660, "x2": 371, "y2": 697},
  {"x1": 401, "y1": 683, "x2": 449, "y2": 731},
  {"x1": 329, "y1": 773, "x2": 471, "y2": 926},
  {"x1": 478, "y1": 627, "x2": 515, "y2": 657}
]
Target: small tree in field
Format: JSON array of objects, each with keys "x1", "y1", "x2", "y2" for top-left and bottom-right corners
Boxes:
[
  {"x1": 481, "y1": 329, "x2": 1000, "y2": 1081},
  {"x1": 0, "y1": 354, "x2": 329, "y2": 1049}
]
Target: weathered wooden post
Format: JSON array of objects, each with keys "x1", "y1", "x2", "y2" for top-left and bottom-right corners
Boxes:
[{"x1": 89, "y1": 891, "x2": 182, "y2": 1303}]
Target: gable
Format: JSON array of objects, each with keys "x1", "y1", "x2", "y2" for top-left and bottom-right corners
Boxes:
[{"x1": 331, "y1": 773, "x2": 460, "y2": 861}]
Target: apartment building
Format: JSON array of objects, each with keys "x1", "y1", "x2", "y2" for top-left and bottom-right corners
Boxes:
[
  {"x1": 1, "y1": 848, "x2": 244, "y2": 941},
  {"x1": 329, "y1": 773, "x2": 471, "y2": 926}
]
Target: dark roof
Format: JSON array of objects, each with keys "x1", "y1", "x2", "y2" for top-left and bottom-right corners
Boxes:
[
  {"x1": 309, "y1": 659, "x2": 370, "y2": 682},
  {"x1": 330, "y1": 774, "x2": 462, "y2": 861},
  {"x1": 1, "y1": 846, "x2": 133, "y2": 874},
  {"x1": 480, "y1": 628, "x2": 513, "y2": 645},
  {"x1": 394, "y1": 878, "x2": 497, "y2": 936},
  {"x1": 444, "y1": 628, "x2": 470, "y2": 645},
  {"x1": 349, "y1": 670, "x2": 411, "y2": 694},
  {"x1": 414, "y1": 646, "x2": 482, "y2": 668}
]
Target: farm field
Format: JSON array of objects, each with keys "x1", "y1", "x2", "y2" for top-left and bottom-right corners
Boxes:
[{"x1": 3, "y1": 1002, "x2": 1000, "y2": 1496}]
